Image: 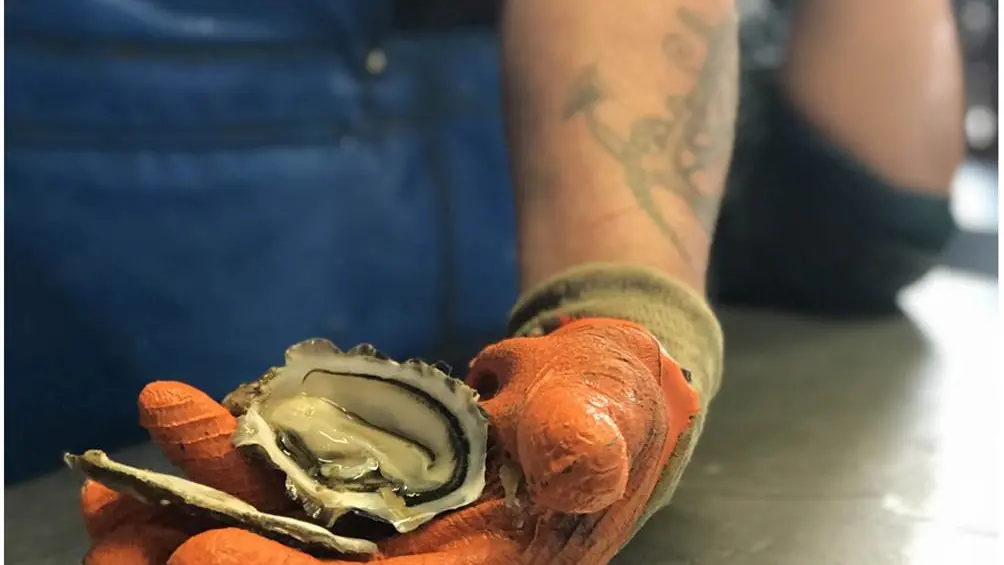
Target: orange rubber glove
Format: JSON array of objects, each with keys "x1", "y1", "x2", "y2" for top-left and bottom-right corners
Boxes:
[
  {"x1": 80, "y1": 265, "x2": 723, "y2": 565},
  {"x1": 80, "y1": 319, "x2": 696, "y2": 565}
]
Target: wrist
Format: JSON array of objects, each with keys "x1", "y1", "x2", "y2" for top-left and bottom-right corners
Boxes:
[{"x1": 508, "y1": 262, "x2": 723, "y2": 403}]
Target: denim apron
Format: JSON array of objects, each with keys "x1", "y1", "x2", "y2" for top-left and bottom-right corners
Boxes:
[{"x1": 5, "y1": 1, "x2": 518, "y2": 482}]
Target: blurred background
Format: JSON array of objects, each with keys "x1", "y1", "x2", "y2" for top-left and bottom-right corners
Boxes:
[
  {"x1": 739, "y1": 0, "x2": 998, "y2": 275},
  {"x1": 4, "y1": 2, "x2": 1000, "y2": 564}
]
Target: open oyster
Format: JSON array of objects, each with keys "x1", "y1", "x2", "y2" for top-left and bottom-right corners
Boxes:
[
  {"x1": 225, "y1": 339, "x2": 490, "y2": 533},
  {"x1": 65, "y1": 339, "x2": 490, "y2": 555}
]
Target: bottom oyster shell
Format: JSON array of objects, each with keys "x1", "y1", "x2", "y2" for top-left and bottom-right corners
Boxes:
[{"x1": 64, "y1": 450, "x2": 378, "y2": 555}]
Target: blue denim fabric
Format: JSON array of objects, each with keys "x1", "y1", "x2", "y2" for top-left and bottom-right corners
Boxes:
[{"x1": 5, "y1": 1, "x2": 518, "y2": 482}]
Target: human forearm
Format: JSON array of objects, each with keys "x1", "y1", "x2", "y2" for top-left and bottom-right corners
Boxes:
[{"x1": 502, "y1": 0, "x2": 739, "y2": 294}]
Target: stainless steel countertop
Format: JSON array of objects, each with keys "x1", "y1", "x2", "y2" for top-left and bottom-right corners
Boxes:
[{"x1": 6, "y1": 268, "x2": 1000, "y2": 565}]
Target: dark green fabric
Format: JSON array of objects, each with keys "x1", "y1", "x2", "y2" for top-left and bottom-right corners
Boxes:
[{"x1": 709, "y1": 72, "x2": 958, "y2": 315}]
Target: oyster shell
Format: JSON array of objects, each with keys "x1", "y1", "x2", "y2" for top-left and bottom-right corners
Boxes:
[
  {"x1": 64, "y1": 450, "x2": 377, "y2": 555},
  {"x1": 64, "y1": 339, "x2": 490, "y2": 555},
  {"x1": 226, "y1": 339, "x2": 490, "y2": 534}
]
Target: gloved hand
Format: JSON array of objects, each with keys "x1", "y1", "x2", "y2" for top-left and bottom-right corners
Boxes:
[{"x1": 80, "y1": 265, "x2": 723, "y2": 565}]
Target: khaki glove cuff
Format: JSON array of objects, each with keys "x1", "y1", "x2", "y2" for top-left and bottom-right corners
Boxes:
[
  {"x1": 507, "y1": 263, "x2": 724, "y2": 534},
  {"x1": 508, "y1": 263, "x2": 724, "y2": 404}
]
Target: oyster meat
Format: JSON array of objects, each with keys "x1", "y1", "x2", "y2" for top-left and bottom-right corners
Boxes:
[
  {"x1": 65, "y1": 339, "x2": 490, "y2": 555},
  {"x1": 226, "y1": 339, "x2": 490, "y2": 533}
]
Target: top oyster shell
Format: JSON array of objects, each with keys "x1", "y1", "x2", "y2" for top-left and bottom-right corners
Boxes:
[
  {"x1": 65, "y1": 449, "x2": 377, "y2": 555},
  {"x1": 225, "y1": 339, "x2": 490, "y2": 534}
]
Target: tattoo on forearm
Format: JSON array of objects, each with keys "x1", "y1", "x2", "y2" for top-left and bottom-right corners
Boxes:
[{"x1": 563, "y1": 8, "x2": 738, "y2": 267}]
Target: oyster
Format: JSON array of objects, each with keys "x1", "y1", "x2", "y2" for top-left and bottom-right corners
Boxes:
[
  {"x1": 226, "y1": 339, "x2": 490, "y2": 534},
  {"x1": 65, "y1": 339, "x2": 490, "y2": 555}
]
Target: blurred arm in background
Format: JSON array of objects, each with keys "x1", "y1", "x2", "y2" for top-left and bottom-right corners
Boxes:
[
  {"x1": 781, "y1": 0, "x2": 966, "y2": 193},
  {"x1": 501, "y1": 0, "x2": 739, "y2": 294}
]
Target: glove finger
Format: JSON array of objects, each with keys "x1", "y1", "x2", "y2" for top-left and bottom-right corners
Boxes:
[
  {"x1": 81, "y1": 480, "x2": 161, "y2": 541},
  {"x1": 523, "y1": 320, "x2": 699, "y2": 514},
  {"x1": 475, "y1": 319, "x2": 687, "y2": 514},
  {"x1": 138, "y1": 381, "x2": 291, "y2": 513},
  {"x1": 380, "y1": 499, "x2": 517, "y2": 557},
  {"x1": 169, "y1": 528, "x2": 514, "y2": 565},
  {"x1": 83, "y1": 523, "x2": 189, "y2": 565},
  {"x1": 166, "y1": 529, "x2": 326, "y2": 565},
  {"x1": 516, "y1": 377, "x2": 632, "y2": 513},
  {"x1": 468, "y1": 331, "x2": 630, "y2": 513},
  {"x1": 383, "y1": 535, "x2": 515, "y2": 565},
  {"x1": 466, "y1": 337, "x2": 547, "y2": 401}
]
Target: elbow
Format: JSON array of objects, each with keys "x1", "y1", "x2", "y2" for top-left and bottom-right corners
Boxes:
[{"x1": 782, "y1": 0, "x2": 968, "y2": 194}]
